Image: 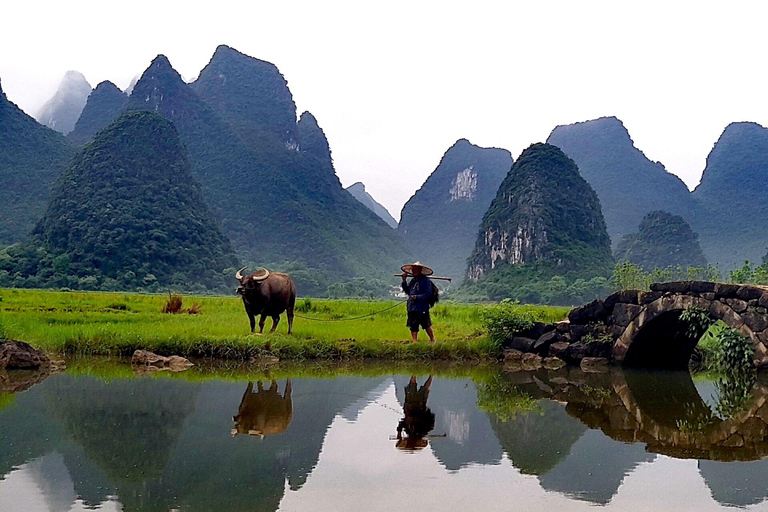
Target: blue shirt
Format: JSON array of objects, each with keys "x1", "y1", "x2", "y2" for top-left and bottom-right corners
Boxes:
[{"x1": 402, "y1": 275, "x2": 433, "y2": 312}]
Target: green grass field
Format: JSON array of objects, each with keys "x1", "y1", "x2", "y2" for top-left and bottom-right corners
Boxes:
[{"x1": 0, "y1": 288, "x2": 569, "y2": 360}]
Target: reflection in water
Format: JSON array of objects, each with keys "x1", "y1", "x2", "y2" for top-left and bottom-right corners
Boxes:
[
  {"x1": 232, "y1": 380, "x2": 293, "y2": 438},
  {"x1": 396, "y1": 376, "x2": 435, "y2": 450},
  {"x1": 1, "y1": 364, "x2": 767, "y2": 510}
]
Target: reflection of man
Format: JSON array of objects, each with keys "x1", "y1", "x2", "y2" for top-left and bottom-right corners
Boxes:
[
  {"x1": 396, "y1": 375, "x2": 435, "y2": 450},
  {"x1": 232, "y1": 379, "x2": 293, "y2": 438}
]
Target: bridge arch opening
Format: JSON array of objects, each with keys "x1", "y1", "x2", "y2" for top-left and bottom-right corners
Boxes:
[{"x1": 621, "y1": 310, "x2": 703, "y2": 370}]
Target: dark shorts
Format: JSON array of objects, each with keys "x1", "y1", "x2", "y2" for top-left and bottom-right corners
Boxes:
[{"x1": 406, "y1": 311, "x2": 432, "y2": 332}]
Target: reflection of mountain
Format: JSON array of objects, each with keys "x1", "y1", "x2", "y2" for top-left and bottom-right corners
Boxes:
[
  {"x1": 25, "y1": 452, "x2": 76, "y2": 512},
  {"x1": 698, "y1": 459, "x2": 768, "y2": 507},
  {"x1": 539, "y1": 430, "x2": 654, "y2": 504},
  {"x1": 488, "y1": 399, "x2": 586, "y2": 475},
  {"x1": 395, "y1": 376, "x2": 503, "y2": 470}
]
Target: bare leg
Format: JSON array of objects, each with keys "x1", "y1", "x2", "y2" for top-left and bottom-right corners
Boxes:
[
  {"x1": 426, "y1": 327, "x2": 435, "y2": 343},
  {"x1": 258, "y1": 314, "x2": 267, "y2": 334},
  {"x1": 270, "y1": 315, "x2": 280, "y2": 333},
  {"x1": 424, "y1": 375, "x2": 433, "y2": 389},
  {"x1": 411, "y1": 331, "x2": 418, "y2": 342}
]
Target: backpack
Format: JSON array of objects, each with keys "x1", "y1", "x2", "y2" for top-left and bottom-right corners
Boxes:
[{"x1": 428, "y1": 281, "x2": 440, "y2": 307}]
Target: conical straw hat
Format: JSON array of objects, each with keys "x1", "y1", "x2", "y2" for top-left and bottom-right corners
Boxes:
[{"x1": 401, "y1": 261, "x2": 434, "y2": 276}]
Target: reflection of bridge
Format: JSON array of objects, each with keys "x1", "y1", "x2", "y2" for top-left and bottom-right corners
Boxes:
[
  {"x1": 502, "y1": 368, "x2": 768, "y2": 462},
  {"x1": 535, "y1": 281, "x2": 768, "y2": 369}
]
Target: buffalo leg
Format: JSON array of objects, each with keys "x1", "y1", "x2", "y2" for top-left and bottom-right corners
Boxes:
[
  {"x1": 247, "y1": 311, "x2": 256, "y2": 332},
  {"x1": 258, "y1": 314, "x2": 267, "y2": 334},
  {"x1": 270, "y1": 315, "x2": 280, "y2": 333},
  {"x1": 287, "y1": 307, "x2": 294, "y2": 335}
]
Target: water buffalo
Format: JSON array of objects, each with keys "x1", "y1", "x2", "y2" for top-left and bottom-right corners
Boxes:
[
  {"x1": 232, "y1": 380, "x2": 293, "y2": 437},
  {"x1": 235, "y1": 267, "x2": 296, "y2": 334}
]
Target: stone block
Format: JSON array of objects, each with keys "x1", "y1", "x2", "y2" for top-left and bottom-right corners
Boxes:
[
  {"x1": 743, "y1": 310, "x2": 768, "y2": 333},
  {"x1": 519, "y1": 322, "x2": 555, "y2": 340},
  {"x1": 604, "y1": 290, "x2": 641, "y2": 309},
  {"x1": 503, "y1": 349, "x2": 524, "y2": 363},
  {"x1": 725, "y1": 298, "x2": 749, "y2": 313},
  {"x1": 753, "y1": 343, "x2": 768, "y2": 368},
  {"x1": 611, "y1": 303, "x2": 643, "y2": 327},
  {"x1": 555, "y1": 320, "x2": 571, "y2": 333},
  {"x1": 639, "y1": 291, "x2": 663, "y2": 304},
  {"x1": 715, "y1": 283, "x2": 741, "y2": 298},
  {"x1": 568, "y1": 299, "x2": 608, "y2": 325},
  {"x1": 701, "y1": 293, "x2": 716, "y2": 300},
  {"x1": 567, "y1": 342, "x2": 589, "y2": 363},
  {"x1": 533, "y1": 331, "x2": 559, "y2": 355},
  {"x1": 521, "y1": 353, "x2": 543, "y2": 371},
  {"x1": 581, "y1": 357, "x2": 609, "y2": 373},
  {"x1": 549, "y1": 342, "x2": 570, "y2": 359},
  {"x1": 0, "y1": 340, "x2": 51, "y2": 370},
  {"x1": 760, "y1": 293, "x2": 768, "y2": 309},
  {"x1": 543, "y1": 357, "x2": 566, "y2": 370},
  {"x1": 690, "y1": 281, "x2": 717, "y2": 293},
  {"x1": 569, "y1": 324, "x2": 593, "y2": 343},
  {"x1": 737, "y1": 286, "x2": 766, "y2": 301},
  {"x1": 612, "y1": 341, "x2": 630, "y2": 361},
  {"x1": 586, "y1": 342, "x2": 613, "y2": 359},
  {"x1": 650, "y1": 281, "x2": 692, "y2": 294},
  {"x1": 507, "y1": 337, "x2": 536, "y2": 353}
]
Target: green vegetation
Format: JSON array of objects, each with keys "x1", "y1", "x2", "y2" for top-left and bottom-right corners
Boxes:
[
  {"x1": 0, "y1": 288, "x2": 568, "y2": 360},
  {"x1": 398, "y1": 139, "x2": 512, "y2": 280},
  {"x1": 0, "y1": 81, "x2": 75, "y2": 244},
  {"x1": 475, "y1": 373, "x2": 540, "y2": 421},
  {"x1": 615, "y1": 210, "x2": 707, "y2": 271},
  {"x1": 0, "y1": 112, "x2": 239, "y2": 293},
  {"x1": 480, "y1": 299, "x2": 568, "y2": 343},
  {"x1": 613, "y1": 262, "x2": 722, "y2": 291},
  {"x1": 463, "y1": 143, "x2": 613, "y2": 302},
  {"x1": 729, "y1": 261, "x2": 768, "y2": 285}
]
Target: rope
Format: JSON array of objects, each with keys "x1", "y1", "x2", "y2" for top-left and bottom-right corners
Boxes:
[{"x1": 294, "y1": 300, "x2": 406, "y2": 322}]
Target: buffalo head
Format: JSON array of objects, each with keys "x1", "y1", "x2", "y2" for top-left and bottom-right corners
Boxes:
[{"x1": 235, "y1": 267, "x2": 270, "y2": 296}]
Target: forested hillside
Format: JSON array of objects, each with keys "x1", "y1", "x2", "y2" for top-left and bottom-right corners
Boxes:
[
  {"x1": 68, "y1": 81, "x2": 128, "y2": 144},
  {"x1": 0, "y1": 79, "x2": 75, "y2": 245},
  {"x1": 0, "y1": 112, "x2": 239, "y2": 292}
]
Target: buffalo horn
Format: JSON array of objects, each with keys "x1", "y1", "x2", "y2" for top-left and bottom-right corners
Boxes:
[
  {"x1": 235, "y1": 267, "x2": 248, "y2": 280},
  {"x1": 252, "y1": 269, "x2": 270, "y2": 281}
]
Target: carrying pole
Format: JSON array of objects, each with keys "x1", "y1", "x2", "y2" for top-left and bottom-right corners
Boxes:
[{"x1": 395, "y1": 274, "x2": 452, "y2": 282}]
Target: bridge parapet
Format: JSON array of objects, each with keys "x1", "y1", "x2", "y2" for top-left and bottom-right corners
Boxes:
[{"x1": 505, "y1": 282, "x2": 768, "y2": 370}]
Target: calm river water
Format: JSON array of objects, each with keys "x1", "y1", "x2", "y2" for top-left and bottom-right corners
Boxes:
[{"x1": 1, "y1": 360, "x2": 768, "y2": 511}]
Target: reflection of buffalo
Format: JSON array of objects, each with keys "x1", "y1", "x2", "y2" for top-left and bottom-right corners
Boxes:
[{"x1": 232, "y1": 380, "x2": 293, "y2": 438}]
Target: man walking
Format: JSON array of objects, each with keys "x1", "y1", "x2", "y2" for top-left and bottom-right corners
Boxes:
[{"x1": 400, "y1": 261, "x2": 436, "y2": 343}]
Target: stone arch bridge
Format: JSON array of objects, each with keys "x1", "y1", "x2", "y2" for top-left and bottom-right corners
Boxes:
[{"x1": 506, "y1": 281, "x2": 768, "y2": 370}]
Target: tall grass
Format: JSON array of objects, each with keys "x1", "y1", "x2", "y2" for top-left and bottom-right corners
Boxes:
[{"x1": 0, "y1": 288, "x2": 568, "y2": 360}]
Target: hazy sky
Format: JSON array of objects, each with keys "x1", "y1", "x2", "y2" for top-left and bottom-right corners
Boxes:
[{"x1": 2, "y1": 0, "x2": 766, "y2": 220}]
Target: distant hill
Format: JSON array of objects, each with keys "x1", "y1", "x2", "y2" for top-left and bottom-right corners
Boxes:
[
  {"x1": 0, "y1": 78, "x2": 75, "y2": 245},
  {"x1": 0, "y1": 111, "x2": 239, "y2": 292},
  {"x1": 346, "y1": 182, "x2": 398, "y2": 228},
  {"x1": 615, "y1": 211, "x2": 707, "y2": 271},
  {"x1": 398, "y1": 139, "x2": 512, "y2": 280},
  {"x1": 546, "y1": 117, "x2": 699, "y2": 248},
  {"x1": 35, "y1": 71, "x2": 92, "y2": 134},
  {"x1": 120, "y1": 49, "x2": 410, "y2": 291},
  {"x1": 692, "y1": 122, "x2": 768, "y2": 268},
  {"x1": 463, "y1": 143, "x2": 613, "y2": 302},
  {"x1": 68, "y1": 81, "x2": 127, "y2": 144}
]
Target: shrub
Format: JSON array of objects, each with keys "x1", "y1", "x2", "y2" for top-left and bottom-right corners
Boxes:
[
  {"x1": 481, "y1": 299, "x2": 535, "y2": 344},
  {"x1": 162, "y1": 294, "x2": 183, "y2": 314}
]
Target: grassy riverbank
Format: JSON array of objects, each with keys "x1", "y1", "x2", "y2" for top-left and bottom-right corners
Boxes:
[{"x1": 0, "y1": 288, "x2": 568, "y2": 360}]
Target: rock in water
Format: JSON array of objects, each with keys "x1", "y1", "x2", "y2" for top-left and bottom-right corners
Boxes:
[
  {"x1": 0, "y1": 78, "x2": 75, "y2": 244},
  {"x1": 615, "y1": 210, "x2": 707, "y2": 271},
  {"x1": 465, "y1": 143, "x2": 613, "y2": 298},
  {"x1": 693, "y1": 122, "x2": 768, "y2": 268},
  {"x1": 346, "y1": 182, "x2": 398, "y2": 228},
  {"x1": 546, "y1": 117, "x2": 699, "y2": 248},
  {"x1": 131, "y1": 350, "x2": 193, "y2": 372},
  {"x1": 6, "y1": 111, "x2": 239, "y2": 292},
  {"x1": 68, "y1": 81, "x2": 128, "y2": 144},
  {"x1": 0, "y1": 340, "x2": 51, "y2": 369},
  {"x1": 35, "y1": 70, "x2": 92, "y2": 134},
  {"x1": 399, "y1": 139, "x2": 512, "y2": 280}
]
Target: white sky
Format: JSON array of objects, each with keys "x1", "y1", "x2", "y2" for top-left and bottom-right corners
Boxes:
[{"x1": 2, "y1": 0, "x2": 766, "y2": 220}]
